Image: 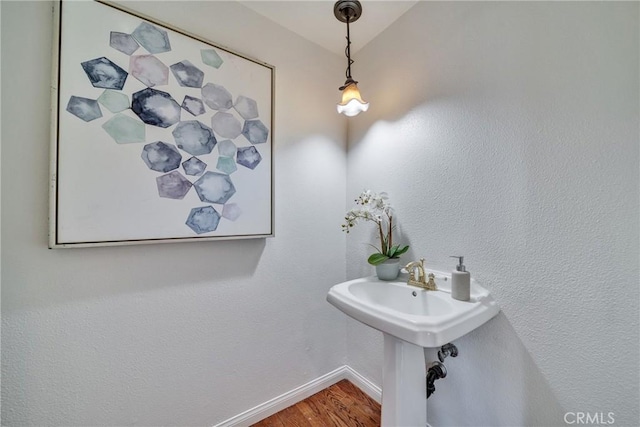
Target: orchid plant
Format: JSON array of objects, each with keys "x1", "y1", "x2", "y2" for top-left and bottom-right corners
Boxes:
[{"x1": 341, "y1": 190, "x2": 409, "y2": 266}]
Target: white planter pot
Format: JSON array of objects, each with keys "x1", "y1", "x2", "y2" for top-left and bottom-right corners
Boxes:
[{"x1": 375, "y1": 258, "x2": 400, "y2": 281}]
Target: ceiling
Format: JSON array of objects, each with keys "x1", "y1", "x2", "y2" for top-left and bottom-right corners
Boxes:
[{"x1": 238, "y1": 1, "x2": 418, "y2": 56}]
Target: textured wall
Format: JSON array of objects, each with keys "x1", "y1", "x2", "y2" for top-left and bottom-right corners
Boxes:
[
  {"x1": 346, "y1": 2, "x2": 639, "y2": 426},
  {"x1": 1, "y1": 1, "x2": 347, "y2": 425},
  {"x1": 3, "y1": 1, "x2": 639, "y2": 426}
]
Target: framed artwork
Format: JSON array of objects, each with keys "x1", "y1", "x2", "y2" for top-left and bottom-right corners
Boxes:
[{"x1": 49, "y1": 0, "x2": 274, "y2": 248}]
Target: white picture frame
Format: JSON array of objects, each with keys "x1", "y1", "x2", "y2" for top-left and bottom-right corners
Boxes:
[{"x1": 49, "y1": 0, "x2": 275, "y2": 248}]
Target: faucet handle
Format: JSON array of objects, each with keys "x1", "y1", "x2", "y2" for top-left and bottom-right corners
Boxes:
[{"x1": 426, "y1": 273, "x2": 437, "y2": 291}]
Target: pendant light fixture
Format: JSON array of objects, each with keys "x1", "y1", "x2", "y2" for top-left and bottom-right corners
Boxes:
[{"x1": 334, "y1": 0, "x2": 369, "y2": 117}]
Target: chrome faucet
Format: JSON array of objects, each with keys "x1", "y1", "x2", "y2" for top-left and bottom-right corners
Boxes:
[{"x1": 404, "y1": 258, "x2": 437, "y2": 291}]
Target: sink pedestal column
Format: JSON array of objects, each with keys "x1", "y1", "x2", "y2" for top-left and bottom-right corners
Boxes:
[{"x1": 381, "y1": 333, "x2": 427, "y2": 427}]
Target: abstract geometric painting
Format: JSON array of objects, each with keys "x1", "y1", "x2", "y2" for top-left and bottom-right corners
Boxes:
[{"x1": 50, "y1": 0, "x2": 274, "y2": 247}]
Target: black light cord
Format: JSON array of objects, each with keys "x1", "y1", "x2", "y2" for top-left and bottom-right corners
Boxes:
[
  {"x1": 338, "y1": 5, "x2": 358, "y2": 91},
  {"x1": 345, "y1": 15, "x2": 353, "y2": 79}
]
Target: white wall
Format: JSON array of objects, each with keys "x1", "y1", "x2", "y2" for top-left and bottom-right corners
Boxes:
[
  {"x1": 346, "y1": 2, "x2": 639, "y2": 426},
  {"x1": 3, "y1": 1, "x2": 639, "y2": 426},
  {"x1": 1, "y1": 1, "x2": 348, "y2": 425}
]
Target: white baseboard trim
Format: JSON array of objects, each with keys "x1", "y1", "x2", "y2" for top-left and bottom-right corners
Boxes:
[
  {"x1": 342, "y1": 365, "x2": 382, "y2": 404},
  {"x1": 213, "y1": 365, "x2": 381, "y2": 427}
]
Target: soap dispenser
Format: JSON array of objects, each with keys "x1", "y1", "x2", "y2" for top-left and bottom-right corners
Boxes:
[{"x1": 450, "y1": 256, "x2": 470, "y2": 301}]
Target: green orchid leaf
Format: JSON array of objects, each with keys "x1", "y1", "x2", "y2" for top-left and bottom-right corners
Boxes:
[
  {"x1": 387, "y1": 245, "x2": 398, "y2": 258},
  {"x1": 395, "y1": 245, "x2": 410, "y2": 256},
  {"x1": 368, "y1": 253, "x2": 390, "y2": 265},
  {"x1": 387, "y1": 244, "x2": 409, "y2": 259}
]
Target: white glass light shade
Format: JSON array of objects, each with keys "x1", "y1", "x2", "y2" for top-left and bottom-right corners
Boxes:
[{"x1": 337, "y1": 82, "x2": 369, "y2": 117}]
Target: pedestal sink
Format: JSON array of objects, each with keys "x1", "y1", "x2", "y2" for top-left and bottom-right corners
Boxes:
[{"x1": 327, "y1": 271, "x2": 499, "y2": 427}]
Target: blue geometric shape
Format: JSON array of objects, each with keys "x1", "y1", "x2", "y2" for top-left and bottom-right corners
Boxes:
[
  {"x1": 97, "y1": 90, "x2": 129, "y2": 113},
  {"x1": 81, "y1": 57, "x2": 128, "y2": 90},
  {"x1": 182, "y1": 157, "x2": 207, "y2": 176},
  {"x1": 141, "y1": 141, "x2": 182, "y2": 173},
  {"x1": 186, "y1": 206, "x2": 221, "y2": 234},
  {"x1": 222, "y1": 203, "x2": 242, "y2": 221},
  {"x1": 241, "y1": 119, "x2": 269, "y2": 144},
  {"x1": 156, "y1": 171, "x2": 192, "y2": 199},
  {"x1": 237, "y1": 146, "x2": 262, "y2": 170},
  {"x1": 201, "y1": 49, "x2": 223, "y2": 69},
  {"x1": 170, "y1": 60, "x2": 204, "y2": 88},
  {"x1": 216, "y1": 156, "x2": 237, "y2": 174},
  {"x1": 130, "y1": 55, "x2": 169, "y2": 87},
  {"x1": 182, "y1": 96, "x2": 205, "y2": 116},
  {"x1": 102, "y1": 113, "x2": 145, "y2": 144},
  {"x1": 131, "y1": 88, "x2": 181, "y2": 128},
  {"x1": 211, "y1": 112, "x2": 241, "y2": 139},
  {"x1": 110, "y1": 32, "x2": 139, "y2": 55},
  {"x1": 172, "y1": 120, "x2": 217, "y2": 156},
  {"x1": 131, "y1": 22, "x2": 171, "y2": 54},
  {"x1": 234, "y1": 96, "x2": 259, "y2": 120},
  {"x1": 66, "y1": 96, "x2": 102, "y2": 122},
  {"x1": 193, "y1": 171, "x2": 236, "y2": 204},
  {"x1": 201, "y1": 83, "x2": 233, "y2": 110},
  {"x1": 217, "y1": 140, "x2": 236, "y2": 157}
]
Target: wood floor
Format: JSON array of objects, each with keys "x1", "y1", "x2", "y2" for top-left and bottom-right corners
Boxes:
[{"x1": 252, "y1": 379, "x2": 381, "y2": 427}]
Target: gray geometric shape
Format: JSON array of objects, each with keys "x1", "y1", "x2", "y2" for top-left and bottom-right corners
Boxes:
[
  {"x1": 102, "y1": 113, "x2": 145, "y2": 144},
  {"x1": 141, "y1": 141, "x2": 182, "y2": 173},
  {"x1": 110, "y1": 32, "x2": 139, "y2": 55},
  {"x1": 131, "y1": 22, "x2": 171, "y2": 54},
  {"x1": 211, "y1": 112, "x2": 242, "y2": 139},
  {"x1": 216, "y1": 156, "x2": 237, "y2": 174},
  {"x1": 130, "y1": 55, "x2": 169, "y2": 87},
  {"x1": 170, "y1": 60, "x2": 204, "y2": 88},
  {"x1": 66, "y1": 96, "x2": 102, "y2": 122},
  {"x1": 237, "y1": 146, "x2": 262, "y2": 170},
  {"x1": 156, "y1": 171, "x2": 192, "y2": 199},
  {"x1": 217, "y1": 140, "x2": 236, "y2": 157},
  {"x1": 81, "y1": 57, "x2": 128, "y2": 90},
  {"x1": 172, "y1": 120, "x2": 217, "y2": 156},
  {"x1": 186, "y1": 206, "x2": 221, "y2": 234},
  {"x1": 193, "y1": 171, "x2": 236, "y2": 204},
  {"x1": 201, "y1": 83, "x2": 233, "y2": 110},
  {"x1": 222, "y1": 203, "x2": 242, "y2": 221},
  {"x1": 234, "y1": 96, "x2": 259, "y2": 120},
  {"x1": 182, "y1": 156, "x2": 207, "y2": 176},
  {"x1": 182, "y1": 96, "x2": 205, "y2": 116},
  {"x1": 241, "y1": 119, "x2": 269, "y2": 144},
  {"x1": 98, "y1": 90, "x2": 129, "y2": 113},
  {"x1": 201, "y1": 49, "x2": 223, "y2": 69},
  {"x1": 131, "y1": 88, "x2": 181, "y2": 128}
]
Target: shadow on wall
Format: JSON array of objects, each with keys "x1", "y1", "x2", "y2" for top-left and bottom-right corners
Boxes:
[
  {"x1": 3, "y1": 237, "x2": 267, "y2": 313},
  {"x1": 346, "y1": 226, "x2": 566, "y2": 425},
  {"x1": 426, "y1": 312, "x2": 566, "y2": 426}
]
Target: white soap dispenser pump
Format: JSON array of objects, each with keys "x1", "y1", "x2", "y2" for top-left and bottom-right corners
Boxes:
[{"x1": 450, "y1": 256, "x2": 471, "y2": 301}]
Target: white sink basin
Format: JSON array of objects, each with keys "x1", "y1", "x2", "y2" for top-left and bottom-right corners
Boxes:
[
  {"x1": 327, "y1": 271, "x2": 500, "y2": 426},
  {"x1": 327, "y1": 272, "x2": 499, "y2": 348}
]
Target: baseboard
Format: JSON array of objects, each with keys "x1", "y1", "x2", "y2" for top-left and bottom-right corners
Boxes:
[
  {"x1": 342, "y1": 365, "x2": 382, "y2": 404},
  {"x1": 213, "y1": 365, "x2": 381, "y2": 427}
]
